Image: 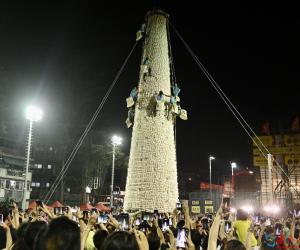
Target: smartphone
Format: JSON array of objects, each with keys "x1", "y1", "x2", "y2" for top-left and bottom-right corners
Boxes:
[
  {"x1": 91, "y1": 208, "x2": 98, "y2": 215},
  {"x1": 98, "y1": 214, "x2": 108, "y2": 224},
  {"x1": 222, "y1": 197, "x2": 230, "y2": 208},
  {"x1": 72, "y1": 215, "x2": 77, "y2": 222},
  {"x1": 0, "y1": 213, "x2": 3, "y2": 224},
  {"x1": 83, "y1": 210, "x2": 89, "y2": 220},
  {"x1": 154, "y1": 209, "x2": 158, "y2": 217},
  {"x1": 118, "y1": 213, "x2": 129, "y2": 231},
  {"x1": 169, "y1": 217, "x2": 173, "y2": 226},
  {"x1": 71, "y1": 207, "x2": 78, "y2": 213},
  {"x1": 275, "y1": 224, "x2": 282, "y2": 236},
  {"x1": 135, "y1": 217, "x2": 141, "y2": 226},
  {"x1": 54, "y1": 207, "x2": 62, "y2": 215},
  {"x1": 142, "y1": 212, "x2": 153, "y2": 222},
  {"x1": 224, "y1": 221, "x2": 231, "y2": 234},
  {"x1": 62, "y1": 207, "x2": 69, "y2": 214},
  {"x1": 176, "y1": 228, "x2": 189, "y2": 248},
  {"x1": 161, "y1": 218, "x2": 170, "y2": 232},
  {"x1": 176, "y1": 202, "x2": 182, "y2": 210}
]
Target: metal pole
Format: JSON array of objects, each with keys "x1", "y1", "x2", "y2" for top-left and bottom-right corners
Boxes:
[
  {"x1": 110, "y1": 143, "x2": 116, "y2": 208},
  {"x1": 231, "y1": 165, "x2": 234, "y2": 197},
  {"x1": 22, "y1": 120, "x2": 33, "y2": 210},
  {"x1": 267, "y1": 153, "x2": 273, "y2": 203},
  {"x1": 209, "y1": 157, "x2": 212, "y2": 201}
]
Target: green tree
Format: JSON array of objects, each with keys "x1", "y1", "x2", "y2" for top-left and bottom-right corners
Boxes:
[{"x1": 83, "y1": 143, "x2": 128, "y2": 203}]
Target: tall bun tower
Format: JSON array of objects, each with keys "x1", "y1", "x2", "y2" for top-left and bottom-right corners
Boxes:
[{"x1": 124, "y1": 10, "x2": 180, "y2": 212}]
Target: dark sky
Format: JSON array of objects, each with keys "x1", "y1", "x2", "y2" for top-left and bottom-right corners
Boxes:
[{"x1": 1, "y1": 2, "x2": 299, "y2": 183}]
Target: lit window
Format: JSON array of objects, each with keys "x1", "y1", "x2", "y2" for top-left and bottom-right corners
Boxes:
[
  {"x1": 31, "y1": 182, "x2": 36, "y2": 187},
  {"x1": 46, "y1": 183, "x2": 50, "y2": 187},
  {"x1": 48, "y1": 165, "x2": 52, "y2": 169},
  {"x1": 10, "y1": 180, "x2": 16, "y2": 188},
  {"x1": 37, "y1": 164, "x2": 42, "y2": 169},
  {"x1": 36, "y1": 182, "x2": 40, "y2": 187}
]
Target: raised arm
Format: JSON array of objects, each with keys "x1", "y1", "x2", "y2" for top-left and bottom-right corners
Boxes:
[{"x1": 207, "y1": 206, "x2": 222, "y2": 250}]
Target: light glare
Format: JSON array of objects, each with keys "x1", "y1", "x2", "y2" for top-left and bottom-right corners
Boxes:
[
  {"x1": 112, "y1": 135, "x2": 122, "y2": 146},
  {"x1": 230, "y1": 207, "x2": 236, "y2": 213},
  {"x1": 241, "y1": 205, "x2": 253, "y2": 213},
  {"x1": 231, "y1": 162, "x2": 237, "y2": 169},
  {"x1": 25, "y1": 105, "x2": 43, "y2": 121}
]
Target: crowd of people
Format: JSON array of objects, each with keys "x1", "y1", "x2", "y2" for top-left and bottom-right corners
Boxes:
[{"x1": 1, "y1": 199, "x2": 300, "y2": 250}]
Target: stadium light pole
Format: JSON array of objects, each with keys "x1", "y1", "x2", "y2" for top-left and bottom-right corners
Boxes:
[
  {"x1": 230, "y1": 162, "x2": 237, "y2": 197},
  {"x1": 209, "y1": 156, "x2": 215, "y2": 201},
  {"x1": 110, "y1": 135, "x2": 122, "y2": 209},
  {"x1": 22, "y1": 105, "x2": 43, "y2": 210}
]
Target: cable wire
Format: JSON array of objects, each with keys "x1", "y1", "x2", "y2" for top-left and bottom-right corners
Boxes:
[
  {"x1": 169, "y1": 22, "x2": 299, "y2": 198},
  {"x1": 43, "y1": 41, "x2": 138, "y2": 203}
]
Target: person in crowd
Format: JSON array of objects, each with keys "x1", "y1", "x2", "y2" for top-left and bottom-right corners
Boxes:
[
  {"x1": 100, "y1": 230, "x2": 141, "y2": 250},
  {"x1": 3, "y1": 200, "x2": 300, "y2": 250},
  {"x1": 233, "y1": 209, "x2": 257, "y2": 248},
  {"x1": 36, "y1": 216, "x2": 80, "y2": 250}
]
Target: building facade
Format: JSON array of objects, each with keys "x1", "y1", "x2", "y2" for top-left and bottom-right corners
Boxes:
[
  {"x1": 253, "y1": 133, "x2": 300, "y2": 207},
  {"x1": 0, "y1": 149, "x2": 30, "y2": 205}
]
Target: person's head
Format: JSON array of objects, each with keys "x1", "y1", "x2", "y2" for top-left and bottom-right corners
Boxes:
[
  {"x1": 236, "y1": 209, "x2": 248, "y2": 221},
  {"x1": 147, "y1": 228, "x2": 160, "y2": 250},
  {"x1": 224, "y1": 240, "x2": 246, "y2": 250},
  {"x1": 12, "y1": 222, "x2": 30, "y2": 250},
  {"x1": 24, "y1": 221, "x2": 47, "y2": 249},
  {"x1": 265, "y1": 225, "x2": 274, "y2": 235},
  {"x1": 93, "y1": 230, "x2": 108, "y2": 250},
  {"x1": 101, "y1": 231, "x2": 139, "y2": 250},
  {"x1": 37, "y1": 216, "x2": 80, "y2": 250}
]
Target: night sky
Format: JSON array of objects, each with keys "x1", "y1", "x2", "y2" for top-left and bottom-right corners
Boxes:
[{"x1": 1, "y1": 2, "x2": 299, "y2": 184}]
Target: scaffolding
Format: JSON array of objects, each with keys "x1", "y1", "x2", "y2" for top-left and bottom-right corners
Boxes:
[{"x1": 253, "y1": 133, "x2": 300, "y2": 207}]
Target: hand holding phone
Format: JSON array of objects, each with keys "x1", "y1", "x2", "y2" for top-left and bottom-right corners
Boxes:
[
  {"x1": 98, "y1": 214, "x2": 108, "y2": 224},
  {"x1": 118, "y1": 213, "x2": 129, "y2": 231},
  {"x1": 62, "y1": 207, "x2": 69, "y2": 214},
  {"x1": 176, "y1": 228, "x2": 189, "y2": 248},
  {"x1": 224, "y1": 221, "x2": 231, "y2": 233},
  {"x1": 222, "y1": 197, "x2": 230, "y2": 211},
  {"x1": 83, "y1": 210, "x2": 89, "y2": 220},
  {"x1": 176, "y1": 202, "x2": 182, "y2": 211},
  {"x1": 161, "y1": 218, "x2": 170, "y2": 232}
]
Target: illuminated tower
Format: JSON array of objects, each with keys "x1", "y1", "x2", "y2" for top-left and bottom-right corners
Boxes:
[{"x1": 124, "y1": 10, "x2": 184, "y2": 212}]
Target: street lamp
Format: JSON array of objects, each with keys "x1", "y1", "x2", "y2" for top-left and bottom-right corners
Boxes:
[
  {"x1": 22, "y1": 105, "x2": 43, "y2": 210},
  {"x1": 209, "y1": 156, "x2": 215, "y2": 201},
  {"x1": 110, "y1": 135, "x2": 122, "y2": 208},
  {"x1": 230, "y1": 162, "x2": 237, "y2": 197}
]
